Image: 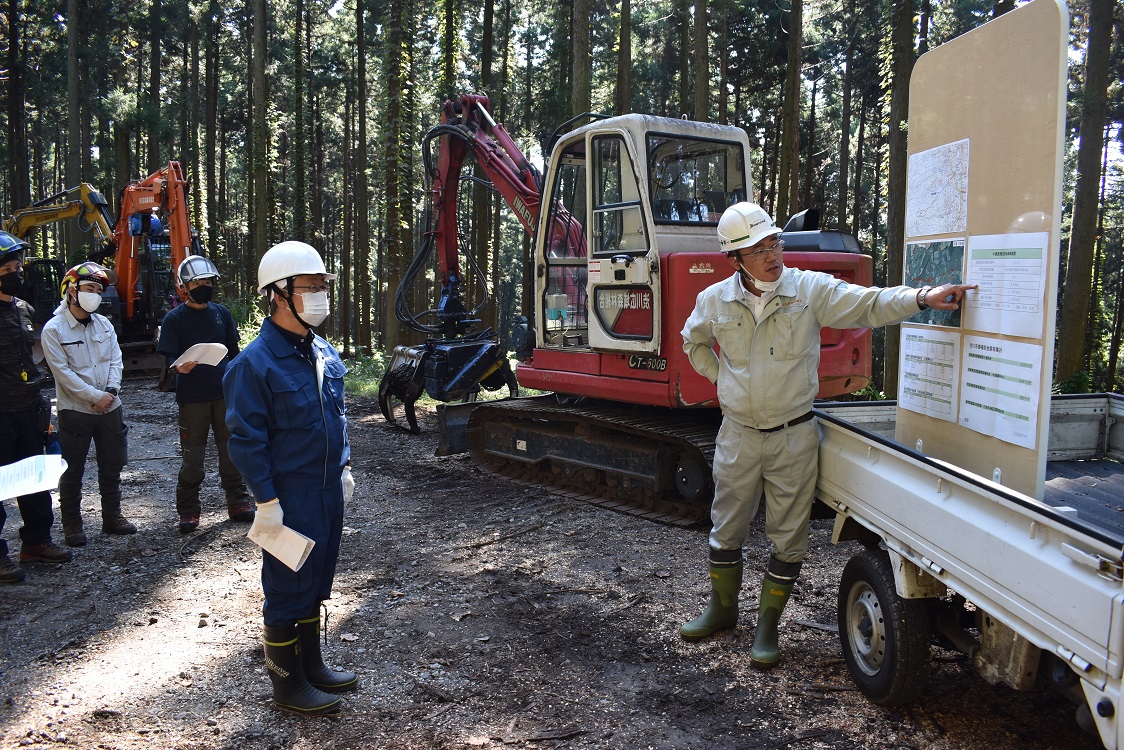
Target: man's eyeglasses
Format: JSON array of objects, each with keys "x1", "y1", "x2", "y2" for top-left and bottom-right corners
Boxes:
[
  {"x1": 738, "y1": 239, "x2": 785, "y2": 261},
  {"x1": 293, "y1": 284, "x2": 330, "y2": 294}
]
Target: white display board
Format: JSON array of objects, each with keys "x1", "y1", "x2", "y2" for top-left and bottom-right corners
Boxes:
[{"x1": 895, "y1": 0, "x2": 1067, "y2": 500}]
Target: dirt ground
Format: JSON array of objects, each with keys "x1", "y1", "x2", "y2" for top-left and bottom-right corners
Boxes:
[{"x1": 0, "y1": 377, "x2": 1104, "y2": 749}]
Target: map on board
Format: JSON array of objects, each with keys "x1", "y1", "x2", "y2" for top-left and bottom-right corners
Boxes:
[
  {"x1": 904, "y1": 239, "x2": 966, "y2": 327},
  {"x1": 906, "y1": 139, "x2": 970, "y2": 238}
]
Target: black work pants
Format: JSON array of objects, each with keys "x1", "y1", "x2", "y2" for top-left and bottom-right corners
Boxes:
[
  {"x1": 58, "y1": 407, "x2": 128, "y2": 524},
  {"x1": 176, "y1": 398, "x2": 248, "y2": 516},
  {"x1": 0, "y1": 404, "x2": 56, "y2": 552}
]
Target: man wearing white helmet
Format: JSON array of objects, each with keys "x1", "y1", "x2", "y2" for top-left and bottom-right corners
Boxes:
[
  {"x1": 680, "y1": 202, "x2": 976, "y2": 669},
  {"x1": 223, "y1": 241, "x2": 356, "y2": 716},
  {"x1": 157, "y1": 255, "x2": 253, "y2": 534}
]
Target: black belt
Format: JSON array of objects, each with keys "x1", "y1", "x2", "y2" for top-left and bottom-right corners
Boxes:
[{"x1": 756, "y1": 411, "x2": 815, "y2": 433}]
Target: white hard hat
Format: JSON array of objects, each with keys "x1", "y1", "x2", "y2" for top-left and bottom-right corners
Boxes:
[
  {"x1": 716, "y1": 202, "x2": 780, "y2": 254},
  {"x1": 257, "y1": 241, "x2": 336, "y2": 295},
  {"x1": 177, "y1": 255, "x2": 220, "y2": 286}
]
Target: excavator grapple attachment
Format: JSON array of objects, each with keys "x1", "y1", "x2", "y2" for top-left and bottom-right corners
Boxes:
[{"x1": 378, "y1": 345, "x2": 428, "y2": 434}]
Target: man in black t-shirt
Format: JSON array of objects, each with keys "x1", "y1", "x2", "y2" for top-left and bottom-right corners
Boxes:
[{"x1": 157, "y1": 256, "x2": 253, "y2": 533}]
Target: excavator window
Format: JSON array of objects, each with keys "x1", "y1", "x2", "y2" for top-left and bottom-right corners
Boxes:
[
  {"x1": 541, "y1": 144, "x2": 589, "y2": 348},
  {"x1": 647, "y1": 135, "x2": 746, "y2": 225},
  {"x1": 592, "y1": 136, "x2": 648, "y2": 257}
]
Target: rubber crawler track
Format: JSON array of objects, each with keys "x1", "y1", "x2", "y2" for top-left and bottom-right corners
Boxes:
[{"x1": 467, "y1": 399, "x2": 722, "y2": 527}]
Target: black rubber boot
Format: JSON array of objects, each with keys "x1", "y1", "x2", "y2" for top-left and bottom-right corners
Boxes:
[
  {"x1": 750, "y1": 557, "x2": 802, "y2": 670},
  {"x1": 297, "y1": 613, "x2": 359, "y2": 693},
  {"x1": 263, "y1": 624, "x2": 342, "y2": 716},
  {"x1": 680, "y1": 549, "x2": 743, "y2": 641}
]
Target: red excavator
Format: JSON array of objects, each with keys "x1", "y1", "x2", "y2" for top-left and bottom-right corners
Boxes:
[{"x1": 380, "y1": 94, "x2": 872, "y2": 521}]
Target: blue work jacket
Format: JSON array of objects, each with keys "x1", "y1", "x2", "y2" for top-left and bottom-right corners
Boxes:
[{"x1": 223, "y1": 318, "x2": 350, "y2": 503}]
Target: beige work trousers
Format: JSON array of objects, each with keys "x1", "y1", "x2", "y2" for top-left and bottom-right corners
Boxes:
[{"x1": 708, "y1": 416, "x2": 819, "y2": 564}]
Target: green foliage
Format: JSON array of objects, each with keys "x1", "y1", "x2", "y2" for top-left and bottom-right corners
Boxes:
[
  {"x1": 339, "y1": 350, "x2": 390, "y2": 398},
  {"x1": 234, "y1": 299, "x2": 268, "y2": 351},
  {"x1": 1054, "y1": 370, "x2": 1093, "y2": 395}
]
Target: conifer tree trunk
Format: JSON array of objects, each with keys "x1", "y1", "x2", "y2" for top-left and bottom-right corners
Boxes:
[
  {"x1": 356, "y1": 0, "x2": 372, "y2": 353},
  {"x1": 837, "y1": 0, "x2": 855, "y2": 232},
  {"x1": 614, "y1": 0, "x2": 631, "y2": 116},
  {"x1": 205, "y1": 1, "x2": 220, "y2": 258},
  {"x1": 572, "y1": 0, "x2": 591, "y2": 116},
  {"x1": 692, "y1": 0, "x2": 708, "y2": 121},
  {"x1": 676, "y1": 0, "x2": 690, "y2": 117},
  {"x1": 294, "y1": 0, "x2": 307, "y2": 241},
  {"x1": 342, "y1": 89, "x2": 353, "y2": 353},
  {"x1": 1056, "y1": 0, "x2": 1113, "y2": 384},
  {"x1": 383, "y1": 0, "x2": 405, "y2": 352},
  {"x1": 148, "y1": 0, "x2": 162, "y2": 168},
  {"x1": 776, "y1": 0, "x2": 802, "y2": 221},
  {"x1": 251, "y1": 0, "x2": 270, "y2": 265},
  {"x1": 882, "y1": 0, "x2": 914, "y2": 398},
  {"x1": 7, "y1": 0, "x2": 30, "y2": 214}
]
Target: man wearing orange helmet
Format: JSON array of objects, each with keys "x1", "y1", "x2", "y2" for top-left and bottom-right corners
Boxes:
[
  {"x1": 0, "y1": 230, "x2": 71, "y2": 580},
  {"x1": 41, "y1": 262, "x2": 136, "y2": 546}
]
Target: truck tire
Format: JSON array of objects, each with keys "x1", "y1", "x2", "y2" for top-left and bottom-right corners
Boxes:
[{"x1": 838, "y1": 549, "x2": 932, "y2": 705}]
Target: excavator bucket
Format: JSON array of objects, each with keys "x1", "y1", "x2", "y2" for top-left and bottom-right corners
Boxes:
[{"x1": 378, "y1": 345, "x2": 429, "y2": 434}]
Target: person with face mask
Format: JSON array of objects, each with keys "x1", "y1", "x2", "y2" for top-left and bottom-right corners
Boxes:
[
  {"x1": 679, "y1": 202, "x2": 977, "y2": 668},
  {"x1": 156, "y1": 255, "x2": 253, "y2": 534},
  {"x1": 0, "y1": 231, "x2": 72, "y2": 582},
  {"x1": 41, "y1": 261, "x2": 135, "y2": 547},
  {"x1": 223, "y1": 241, "x2": 356, "y2": 716}
]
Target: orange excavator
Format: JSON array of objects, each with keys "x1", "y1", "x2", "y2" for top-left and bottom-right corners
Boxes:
[
  {"x1": 106, "y1": 161, "x2": 198, "y2": 360},
  {"x1": 4, "y1": 163, "x2": 200, "y2": 371}
]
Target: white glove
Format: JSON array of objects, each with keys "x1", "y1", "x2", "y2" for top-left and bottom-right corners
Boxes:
[
  {"x1": 251, "y1": 499, "x2": 284, "y2": 536},
  {"x1": 342, "y1": 466, "x2": 355, "y2": 506}
]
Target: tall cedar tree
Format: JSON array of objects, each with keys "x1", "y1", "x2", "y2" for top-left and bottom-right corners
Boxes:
[
  {"x1": 881, "y1": 0, "x2": 915, "y2": 398},
  {"x1": 776, "y1": 0, "x2": 802, "y2": 221},
  {"x1": 1056, "y1": 0, "x2": 1115, "y2": 384}
]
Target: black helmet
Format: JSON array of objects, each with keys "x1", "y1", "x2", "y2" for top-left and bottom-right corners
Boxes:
[{"x1": 0, "y1": 230, "x2": 30, "y2": 267}]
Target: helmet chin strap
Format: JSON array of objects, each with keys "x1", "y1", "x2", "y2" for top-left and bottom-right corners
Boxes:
[{"x1": 273, "y1": 281, "x2": 315, "y2": 333}]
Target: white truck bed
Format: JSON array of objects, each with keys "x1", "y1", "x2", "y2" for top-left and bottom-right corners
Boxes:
[{"x1": 814, "y1": 393, "x2": 1123, "y2": 749}]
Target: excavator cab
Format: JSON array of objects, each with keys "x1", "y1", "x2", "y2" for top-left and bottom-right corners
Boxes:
[{"x1": 533, "y1": 119, "x2": 750, "y2": 362}]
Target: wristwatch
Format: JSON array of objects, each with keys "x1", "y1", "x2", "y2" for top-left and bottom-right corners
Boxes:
[
  {"x1": 916, "y1": 286, "x2": 933, "y2": 311},
  {"x1": 107, "y1": 387, "x2": 119, "y2": 397}
]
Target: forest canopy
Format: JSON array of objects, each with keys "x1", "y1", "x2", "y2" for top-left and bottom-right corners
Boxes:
[{"x1": 1, "y1": 0, "x2": 1121, "y2": 393}]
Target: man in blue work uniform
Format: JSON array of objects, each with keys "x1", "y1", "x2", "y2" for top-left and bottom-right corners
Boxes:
[{"x1": 224, "y1": 241, "x2": 356, "y2": 716}]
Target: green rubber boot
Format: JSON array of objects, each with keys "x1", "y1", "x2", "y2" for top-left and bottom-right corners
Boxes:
[
  {"x1": 680, "y1": 558, "x2": 743, "y2": 641},
  {"x1": 750, "y1": 557, "x2": 802, "y2": 670}
]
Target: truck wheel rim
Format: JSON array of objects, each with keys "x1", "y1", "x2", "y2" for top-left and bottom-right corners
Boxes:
[{"x1": 846, "y1": 582, "x2": 885, "y2": 676}]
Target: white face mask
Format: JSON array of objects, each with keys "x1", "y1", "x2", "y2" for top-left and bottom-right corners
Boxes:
[
  {"x1": 297, "y1": 290, "x2": 330, "y2": 327},
  {"x1": 738, "y1": 262, "x2": 784, "y2": 293},
  {"x1": 77, "y1": 291, "x2": 102, "y2": 313}
]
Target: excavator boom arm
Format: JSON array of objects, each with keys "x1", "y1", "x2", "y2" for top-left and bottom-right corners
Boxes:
[
  {"x1": 4, "y1": 183, "x2": 116, "y2": 256},
  {"x1": 113, "y1": 161, "x2": 193, "y2": 320}
]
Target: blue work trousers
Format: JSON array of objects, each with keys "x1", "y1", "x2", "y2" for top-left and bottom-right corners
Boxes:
[{"x1": 262, "y1": 480, "x2": 345, "y2": 626}]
